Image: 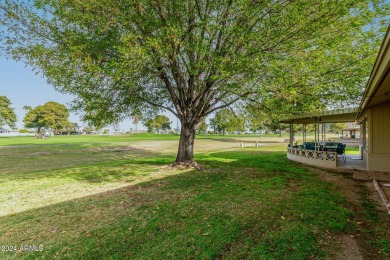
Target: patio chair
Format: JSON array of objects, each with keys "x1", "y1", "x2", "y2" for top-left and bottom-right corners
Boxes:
[
  {"x1": 336, "y1": 143, "x2": 347, "y2": 163},
  {"x1": 313, "y1": 142, "x2": 322, "y2": 150},
  {"x1": 302, "y1": 142, "x2": 314, "y2": 150},
  {"x1": 323, "y1": 142, "x2": 336, "y2": 150}
]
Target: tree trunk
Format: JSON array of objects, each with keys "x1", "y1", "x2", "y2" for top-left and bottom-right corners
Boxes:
[{"x1": 175, "y1": 123, "x2": 196, "y2": 163}]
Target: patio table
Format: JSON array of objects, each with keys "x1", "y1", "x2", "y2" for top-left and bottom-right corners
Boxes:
[{"x1": 325, "y1": 145, "x2": 338, "y2": 152}]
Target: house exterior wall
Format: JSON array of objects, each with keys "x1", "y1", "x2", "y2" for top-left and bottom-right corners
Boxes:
[
  {"x1": 367, "y1": 153, "x2": 390, "y2": 172},
  {"x1": 366, "y1": 102, "x2": 390, "y2": 173},
  {"x1": 355, "y1": 130, "x2": 361, "y2": 138},
  {"x1": 372, "y1": 102, "x2": 390, "y2": 154}
]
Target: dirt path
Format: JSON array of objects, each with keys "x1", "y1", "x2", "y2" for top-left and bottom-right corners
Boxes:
[
  {"x1": 332, "y1": 234, "x2": 364, "y2": 260},
  {"x1": 309, "y1": 167, "x2": 390, "y2": 259}
]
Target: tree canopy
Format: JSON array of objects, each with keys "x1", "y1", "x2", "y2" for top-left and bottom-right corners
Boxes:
[
  {"x1": 1, "y1": 0, "x2": 389, "y2": 164},
  {"x1": 329, "y1": 123, "x2": 346, "y2": 134},
  {"x1": 0, "y1": 96, "x2": 17, "y2": 129},
  {"x1": 23, "y1": 101, "x2": 70, "y2": 133},
  {"x1": 212, "y1": 108, "x2": 245, "y2": 135},
  {"x1": 196, "y1": 119, "x2": 208, "y2": 134},
  {"x1": 144, "y1": 114, "x2": 171, "y2": 133}
]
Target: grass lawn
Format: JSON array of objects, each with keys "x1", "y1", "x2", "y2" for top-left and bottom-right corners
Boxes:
[{"x1": 0, "y1": 134, "x2": 388, "y2": 259}]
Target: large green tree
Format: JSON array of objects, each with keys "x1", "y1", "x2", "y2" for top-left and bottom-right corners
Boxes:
[
  {"x1": 144, "y1": 114, "x2": 171, "y2": 133},
  {"x1": 329, "y1": 123, "x2": 346, "y2": 134},
  {"x1": 264, "y1": 119, "x2": 289, "y2": 137},
  {"x1": 212, "y1": 108, "x2": 245, "y2": 135},
  {"x1": 212, "y1": 109, "x2": 231, "y2": 135},
  {"x1": 1, "y1": 1, "x2": 389, "y2": 164},
  {"x1": 23, "y1": 102, "x2": 69, "y2": 134},
  {"x1": 0, "y1": 96, "x2": 17, "y2": 129}
]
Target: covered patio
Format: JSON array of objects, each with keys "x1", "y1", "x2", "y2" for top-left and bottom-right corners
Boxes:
[
  {"x1": 280, "y1": 108, "x2": 365, "y2": 171},
  {"x1": 280, "y1": 27, "x2": 390, "y2": 212}
]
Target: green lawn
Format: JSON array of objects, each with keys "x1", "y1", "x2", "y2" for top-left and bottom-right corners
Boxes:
[
  {"x1": 0, "y1": 133, "x2": 181, "y2": 146},
  {"x1": 0, "y1": 134, "x2": 388, "y2": 259}
]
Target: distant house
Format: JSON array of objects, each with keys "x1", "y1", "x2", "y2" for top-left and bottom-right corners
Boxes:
[
  {"x1": 0, "y1": 128, "x2": 11, "y2": 134},
  {"x1": 341, "y1": 128, "x2": 360, "y2": 138},
  {"x1": 281, "y1": 26, "x2": 390, "y2": 181}
]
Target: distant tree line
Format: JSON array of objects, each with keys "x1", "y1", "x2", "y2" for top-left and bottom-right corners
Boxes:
[
  {"x1": 0, "y1": 96, "x2": 78, "y2": 135},
  {"x1": 144, "y1": 115, "x2": 171, "y2": 133},
  {"x1": 0, "y1": 96, "x2": 17, "y2": 129},
  {"x1": 0, "y1": 95, "x2": 349, "y2": 137}
]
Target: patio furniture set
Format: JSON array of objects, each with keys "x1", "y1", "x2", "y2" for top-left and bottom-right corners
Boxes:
[{"x1": 289, "y1": 141, "x2": 347, "y2": 163}]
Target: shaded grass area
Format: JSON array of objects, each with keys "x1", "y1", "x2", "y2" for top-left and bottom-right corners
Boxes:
[
  {"x1": 0, "y1": 136, "x2": 388, "y2": 259},
  {"x1": 354, "y1": 184, "x2": 390, "y2": 257},
  {"x1": 0, "y1": 141, "x2": 177, "y2": 217}
]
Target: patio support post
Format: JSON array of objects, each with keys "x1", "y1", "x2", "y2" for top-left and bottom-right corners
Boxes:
[
  {"x1": 322, "y1": 123, "x2": 325, "y2": 142},
  {"x1": 325, "y1": 123, "x2": 327, "y2": 141},
  {"x1": 315, "y1": 117, "x2": 321, "y2": 151},
  {"x1": 360, "y1": 123, "x2": 364, "y2": 159},
  {"x1": 303, "y1": 124, "x2": 306, "y2": 142},
  {"x1": 314, "y1": 118, "x2": 318, "y2": 151},
  {"x1": 314, "y1": 122, "x2": 316, "y2": 149},
  {"x1": 318, "y1": 121, "x2": 320, "y2": 143},
  {"x1": 324, "y1": 123, "x2": 325, "y2": 141},
  {"x1": 289, "y1": 124, "x2": 293, "y2": 147},
  {"x1": 318, "y1": 122, "x2": 320, "y2": 148}
]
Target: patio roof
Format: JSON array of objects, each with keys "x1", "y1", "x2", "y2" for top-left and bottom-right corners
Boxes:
[
  {"x1": 280, "y1": 107, "x2": 358, "y2": 124},
  {"x1": 357, "y1": 26, "x2": 390, "y2": 120}
]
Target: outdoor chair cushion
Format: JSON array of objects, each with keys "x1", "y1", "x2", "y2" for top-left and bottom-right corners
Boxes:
[
  {"x1": 336, "y1": 143, "x2": 346, "y2": 155},
  {"x1": 302, "y1": 142, "x2": 314, "y2": 150}
]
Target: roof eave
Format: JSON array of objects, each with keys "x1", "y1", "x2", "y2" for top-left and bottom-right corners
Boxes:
[{"x1": 357, "y1": 26, "x2": 390, "y2": 120}]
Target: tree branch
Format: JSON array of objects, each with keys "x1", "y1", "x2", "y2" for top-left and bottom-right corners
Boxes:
[
  {"x1": 137, "y1": 94, "x2": 178, "y2": 118},
  {"x1": 202, "y1": 91, "x2": 250, "y2": 117}
]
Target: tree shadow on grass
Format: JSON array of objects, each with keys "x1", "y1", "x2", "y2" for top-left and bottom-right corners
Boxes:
[
  {"x1": 1, "y1": 144, "x2": 303, "y2": 186},
  {"x1": 0, "y1": 144, "x2": 175, "y2": 183},
  {"x1": 44, "y1": 150, "x2": 293, "y2": 185},
  {"x1": 200, "y1": 137, "x2": 284, "y2": 144},
  {"x1": 0, "y1": 152, "x2": 355, "y2": 260},
  {"x1": 195, "y1": 150, "x2": 308, "y2": 176}
]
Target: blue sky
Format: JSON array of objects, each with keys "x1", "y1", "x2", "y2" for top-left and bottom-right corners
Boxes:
[
  {"x1": 0, "y1": 57, "x2": 81, "y2": 129},
  {"x1": 0, "y1": 57, "x2": 180, "y2": 131}
]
